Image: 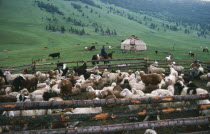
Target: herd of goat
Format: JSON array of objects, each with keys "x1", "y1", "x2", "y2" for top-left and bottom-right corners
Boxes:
[{"x1": 0, "y1": 61, "x2": 210, "y2": 133}]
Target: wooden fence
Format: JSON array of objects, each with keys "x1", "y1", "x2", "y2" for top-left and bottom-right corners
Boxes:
[
  {"x1": 1, "y1": 58, "x2": 210, "y2": 74},
  {"x1": 0, "y1": 94, "x2": 210, "y2": 133}
]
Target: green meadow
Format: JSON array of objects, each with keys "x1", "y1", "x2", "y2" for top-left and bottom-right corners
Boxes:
[{"x1": 0, "y1": 0, "x2": 209, "y2": 67}]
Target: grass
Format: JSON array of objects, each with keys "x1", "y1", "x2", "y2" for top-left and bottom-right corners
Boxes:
[{"x1": 0, "y1": 0, "x2": 209, "y2": 67}]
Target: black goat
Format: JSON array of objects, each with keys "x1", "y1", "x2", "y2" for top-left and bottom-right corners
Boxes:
[
  {"x1": 73, "y1": 62, "x2": 87, "y2": 76},
  {"x1": 12, "y1": 76, "x2": 26, "y2": 92}
]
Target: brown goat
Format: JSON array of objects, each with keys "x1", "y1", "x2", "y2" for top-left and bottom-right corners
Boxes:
[
  {"x1": 24, "y1": 77, "x2": 38, "y2": 92},
  {"x1": 58, "y1": 79, "x2": 72, "y2": 98},
  {"x1": 48, "y1": 70, "x2": 59, "y2": 79},
  {"x1": 113, "y1": 85, "x2": 122, "y2": 98},
  {"x1": 140, "y1": 71, "x2": 162, "y2": 86}
]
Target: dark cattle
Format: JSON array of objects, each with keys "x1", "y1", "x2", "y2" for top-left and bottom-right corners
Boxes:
[
  {"x1": 155, "y1": 50, "x2": 158, "y2": 54},
  {"x1": 49, "y1": 53, "x2": 60, "y2": 59},
  {"x1": 12, "y1": 76, "x2": 26, "y2": 92},
  {"x1": 88, "y1": 46, "x2": 96, "y2": 51}
]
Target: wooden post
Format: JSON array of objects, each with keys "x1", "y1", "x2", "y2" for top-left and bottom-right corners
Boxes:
[
  {"x1": 31, "y1": 59, "x2": 36, "y2": 74},
  {"x1": 144, "y1": 58, "x2": 149, "y2": 73}
]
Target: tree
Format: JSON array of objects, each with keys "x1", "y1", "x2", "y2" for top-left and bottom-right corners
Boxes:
[{"x1": 61, "y1": 26, "x2": 65, "y2": 33}]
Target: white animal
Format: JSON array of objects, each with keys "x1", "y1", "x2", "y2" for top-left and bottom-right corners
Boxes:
[
  {"x1": 165, "y1": 55, "x2": 171, "y2": 61},
  {"x1": 108, "y1": 46, "x2": 112, "y2": 49}
]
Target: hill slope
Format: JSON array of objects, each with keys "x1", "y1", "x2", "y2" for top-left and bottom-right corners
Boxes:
[{"x1": 0, "y1": 0, "x2": 209, "y2": 66}]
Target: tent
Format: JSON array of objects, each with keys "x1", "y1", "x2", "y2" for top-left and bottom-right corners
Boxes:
[{"x1": 121, "y1": 35, "x2": 147, "y2": 51}]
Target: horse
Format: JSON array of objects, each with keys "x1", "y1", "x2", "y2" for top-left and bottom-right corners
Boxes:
[{"x1": 91, "y1": 51, "x2": 114, "y2": 65}]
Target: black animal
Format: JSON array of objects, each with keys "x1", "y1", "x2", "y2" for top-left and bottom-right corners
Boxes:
[
  {"x1": 62, "y1": 66, "x2": 69, "y2": 77},
  {"x1": 0, "y1": 69, "x2": 8, "y2": 84},
  {"x1": 57, "y1": 61, "x2": 64, "y2": 68},
  {"x1": 120, "y1": 79, "x2": 131, "y2": 90},
  {"x1": 73, "y1": 62, "x2": 87, "y2": 76},
  {"x1": 88, "y1": 46, "x2": 96, "y2": 51},
  {"x1": 203, "y1": 48, "x2": 209, "y2": 52},
  {"x1": 49, "y1": 53, "x2": 60, "y2": 59},
  {"x1": 42, "y1": 92, "x2": 58, "y2": 101},
  {"x1": 12, "y1": 76, "x2": 26, "y2": 92},
  {"x1": 155, "y1": 50, "x2": 158, "y2": 54}
]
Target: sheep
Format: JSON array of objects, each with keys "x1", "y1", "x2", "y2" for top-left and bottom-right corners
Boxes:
[
  {"x1": 135, "y1": 71, "x2": 141, "y2": 82},
  {"x1": 199, "y1": 74, "x2": 208, "y2": 81},
  {"x1": 169, "y1": 63, "x2": 185, "y2": 74},
  {"x1": 164, "y1": 74, "x2": 176, "y2": 86},
  {"x1": 120, "y1": 88, "x2": 145, "y2": 111},
  {"x1": 108, "y1": 46, "x2": 112, "y2": 49},
  {"x1": 169, "y1": 66, "x2": 178, "y2": 77},
  {"x1": 106, "y1": 73, "x2": 119, "y2": 84},
  {"x1": 165, "y1": 55, "x2": 171, "y2": 61},
  {"x1": 102, "y1": 69, "x2": 109, "y2": 78},
  {"x1": 207, "y1": 82, "x2": 210, "y2": 88},
  {"x1": 94, "y1": 75, "x2": 108, "y2": 90},
  {"x1": 140, "y1": 71, "x2": 162, "y2": 86},
  {"x1": 148, "y1": 64, "x2": 165, "y2": 74},
  {"x1": 71, "y1": 83, "x2": 82, "y2": 95},
  {"x1": 3, "y1": 71, "x2": 20, "y2": 84},
  {"x1": 32, "y1": 85, "x2": 51, "y2": 95},
  {"x1": 28, "y1": 93, "x2": 44, "y2": 102},
  {"x1": 131, "y1": 88, "x2": 144, "y2": 96},
  {"x1": 144, "y1": 129, "x2": 157, "y2": 134},
  {"x1": 86, "y1": 66, "x2": 98, "y2": 73},
  {"x1": 102, "y1": 82, "x2": 116, "y2": 92},
  {"x1": 129, "y1": 78, "x2": 145, "y2": 91},
  {"x1": 174, "y1": 81, "x2": 208, "y2": 95},
  {"x1": 80, "y1": 80, "x2": 96, "y2": 92},
  {"x1": 86, "y1": 86, "x2": 102, "y2": 97},
  {"x1": 49, "y1": 97, "x2": 64, "y2": 113},
  {"x1": 36, "y1": 71, "x2": 49, "y2": 82},
  {"x1": 48, "y1": 70, "x2": 59, "y2": 79}
]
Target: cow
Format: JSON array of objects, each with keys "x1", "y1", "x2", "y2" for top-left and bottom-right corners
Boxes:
[
  {"x1": 88, "y1": 46, "x2": 96, "y2": 51},
  {"x1": 49, "y1": 53, "x2": 60, "y2": 59}
]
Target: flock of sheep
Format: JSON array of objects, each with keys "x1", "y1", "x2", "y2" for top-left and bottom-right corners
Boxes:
[{"x1": 0, "y1": 61, "x2": 210, "y2": 133}]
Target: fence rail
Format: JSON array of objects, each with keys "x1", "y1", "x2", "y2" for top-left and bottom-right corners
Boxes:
[
  {"x1": 1, "y1": 58, "x2": 210, "y2": 74},
  {"x1": 12, "y1": 116, "x2": 210, "y2": 134},
  {"x1": 0, "y1": 94, "x2": 209, "y2": 111}
]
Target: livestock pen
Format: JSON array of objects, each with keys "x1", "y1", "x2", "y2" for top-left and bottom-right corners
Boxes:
[{"x1": 0, "y1": 58, "x2": 210, "y2": 133}]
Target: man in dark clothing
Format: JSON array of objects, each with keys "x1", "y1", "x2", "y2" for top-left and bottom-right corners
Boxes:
[{"x1": 101, "y1": 45, "x2": 108, "y2": 59}]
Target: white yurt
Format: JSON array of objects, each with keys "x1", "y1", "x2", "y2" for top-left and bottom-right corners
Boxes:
[{"x1": 121, "y1": 35, "x2": 147, "y2": 51}]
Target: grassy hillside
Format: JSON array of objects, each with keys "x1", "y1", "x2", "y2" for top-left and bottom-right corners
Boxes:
[{"x1": 0, "y1": 0, "x2": 209, "y2": 67}]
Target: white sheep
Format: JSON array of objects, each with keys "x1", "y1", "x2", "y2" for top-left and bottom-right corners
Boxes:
[
  {"x1": 102, "y1": 82, "x2": 117, "y2": 92},
  {"x1": 200, "y1": 74, "x2": 208, "y2": 81},
  {"x1": 144, "y1": 129, "x2": 157, "y2": 134},
  {"x1": 3, "y1": 71, "x2": 20, "y2": 84},
  {"x1": 164, "y1": 74, "x2": 176, "y2": 86},
  {"x1": 131, "y1": 88, "x2": 144, "y2": 96},
  {"x1": 108, "y1": 46, "x2": 112, "y2": 49},
  {"x1": 86, "y1": 86, "x2": 102, "y2": 97},
  {"x1": 165, "y1": 55, "x2": 171, "y2": 61},
  {"x1": 106, "y1": 73, "x2": 119, "y2": 84},
  {"x1": 169, "y1": 67, "x2": 178, "y2": 77},
  {"x1": 36, "y1": 71, "x2": 49, "y2": 82},
  {"x1": 120, "y1": 88, "x2": 145, "y2": 111},
  {"x1": 207, "y1": 82, "x2": 210, "y2": 88},
  {"x1": 102, "y1": 69, "x2": 109, "y2": 78},
  {"x1": 169, "y1": 64, "x2": 184, "y2": 74},
  {"x1": 148, "y1": 64, "x2": 165, "y2": 74},
  {"x1": 86, "y1": 66, "x2": 98, "y2": 73}
]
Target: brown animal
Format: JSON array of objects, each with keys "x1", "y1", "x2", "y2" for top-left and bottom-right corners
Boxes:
[
  {"x1": 140, "y1": 71, "x2": 162, "y2": 86},
  {"x1": 24, "y1": 77, "x2": 38, "y2": 92},
  {"x1": 48, "y1": 70, "x2": 59, "y2": 79},
  {"x1": 58, "y1": 79, "x2": 72, "y2": 98},
  {"x1": 189, "y1": 51, "x2": 195, "y2": 57},
  {"x1": 113, "y1": 85, "x2": 122, "y2": 98}
]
